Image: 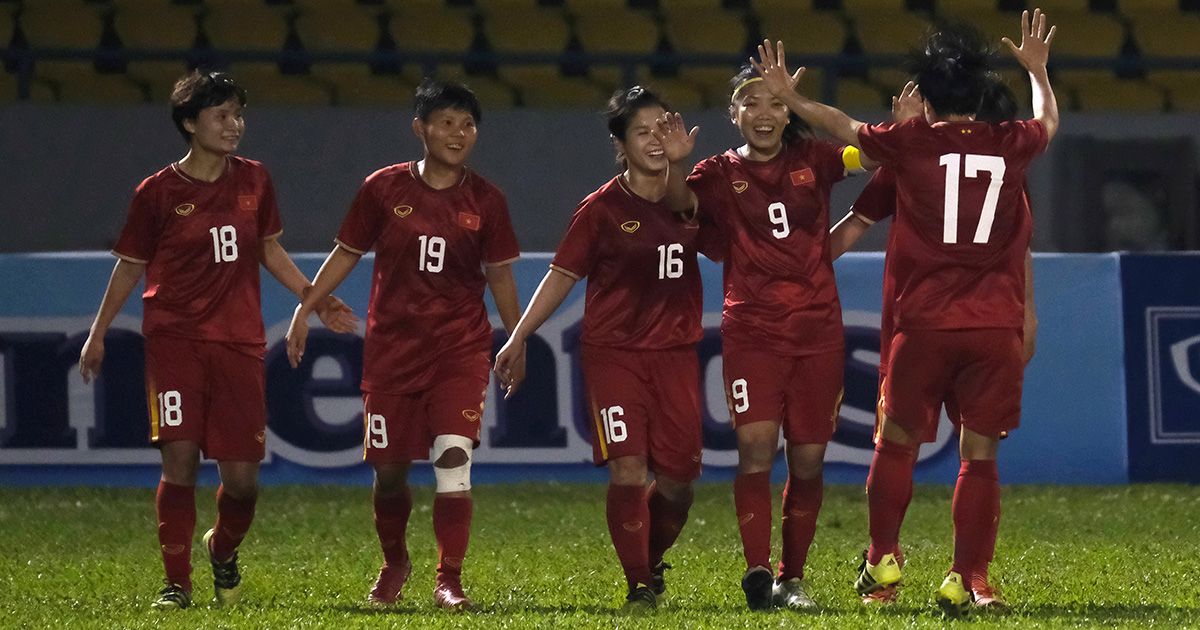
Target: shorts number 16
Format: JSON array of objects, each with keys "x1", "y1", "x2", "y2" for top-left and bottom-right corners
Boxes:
[{"x1": 600, "y1": 405, "x2": 628, "y2": 444}]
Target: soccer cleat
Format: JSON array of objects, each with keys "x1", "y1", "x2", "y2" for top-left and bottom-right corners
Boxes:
[
  {"x1": 620, "y1": 584, "x2": 657, "y2": 614},
  {"x1": 150, "y1": 583, "x2": 191, "y2": 610},
  {"x1": 936, "y1": 571, "x2": 974, "y2": 618},
  {"x1": 970, "y1": 577, "x2": 1007, "y2": 610},
  {"x1": 854, "y1": 552, "x2": 902, "y2": 596},
  {"x1": 772, "y1": 577, "x2": 816, "y2": 609},
  {"x1": 741, "y1": 566, "x2": 775, "y2": 610},
  {"x1": 861, "y1": 585, "x2": 899, "y2": 605},
  {"x1": 202, "y1": 528, "x2": 242, "y2": 606},
  {"x1": 650, "y1": 561, "x2": 671, "y2": 596},
  {"x1": 367, "y1": 560, "x2": 413, "y2": 606},
  {"x1": 433, "y1": 575, "x2": 474, "y2": 612}
]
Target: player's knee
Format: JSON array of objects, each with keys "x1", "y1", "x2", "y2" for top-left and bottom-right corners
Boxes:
[
  {"x1": 787, "y1": 449, "x2": 825, "y2": 480},
  {"x1": 608, "y1": 456, "x2": 648, "y2": 486},
  {"x1": 222, "y1": 478, "x2": 258, "y2": 501},
  {"x1": 654, "y1": 476, "x2": 693, "y2": 505},
  {"x1": 432, "y1": 435, "x2": 473, "y2": 493}
]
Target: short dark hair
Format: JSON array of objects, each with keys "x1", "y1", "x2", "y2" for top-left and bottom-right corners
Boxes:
[
  {"x1": 414, "y1": 79, "x2": 482, "y2": 123},
  {"x1": 977, "y1": 73, "x2": 1019, "y2": 123},
  {"x1": 169, "y1": 70, "x2": 247, "y2": 143},
  {"x1": 907, "y1": 22, "x2": 997, "y2": 117},
  {"x1": 728, "y1": 64, "x2": 813, "y2": 144},
  {"x1": 604, "y1": 85, "x2": 670, "y2": 141}
]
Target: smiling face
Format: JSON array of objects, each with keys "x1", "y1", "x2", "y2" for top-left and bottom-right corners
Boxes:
[
  {"x1": 412, "y1": 107, "x2": 478, "y2": 169},
  {"x1": 614, "y1": 105, "x2": 668, "y2": 176},
  {"x1": 729, "y1": 81, "x2": 790, "y2": 158},
  {"x1": 183, "y1": 97, "x2": 244, "y2": 156}
]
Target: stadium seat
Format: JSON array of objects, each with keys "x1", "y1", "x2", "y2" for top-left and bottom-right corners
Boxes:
[
  {"x1": 1056, "y1": 69, "x2": 1167, "y2": 111},
  {"x1": 484, "y1": 7, "x2": 570, "y2": 54},
  {"x1": 294, "y1": 3, "x2": 378, "y2": 53},
  {"x1": 996, "y1": 68, "x2": 1034, "y2": 113},
  {"x1": 1149, "y1": 70, "x2": 1200, "y2": 111},
  {"x1": 203, "y1": 1, "x2": 289, "y2": 52},
  {"x1": 32, "y1": 60, "x2": 146, "y2": 103},
  {"x1": 1131, "y1": 13, "x2": 1200, "y2": 58},
  {"x1": 756, "y1": 10, "x2": 847, "y2": 56},
  {"x1": 571, "y1": 7, "x2": 659, "y2": 54},
  {"x1": 678, "y1": 65, "x2": 743, "y2": 101},
  {"x1": 112, "y1": 1, "x2": 197, "y2": 50},
  {"x1": 636, "y1": 69, "x2": 709, "y2": 109},
  {"x1": 389, "y1": 6, "x2": 475, "y2": 53},
  {"x1": 126, "y1": 60, "x2": 191, "y2": 102},
  {"x1": 500, "y1": 64, "x2": 610, "y2": 107},
  {"x1": 1012, "y1": 0, "x2": 1089, "y2": 11},
  {"x1": 1041, "y1": 13, "x2": 1123, "y2": 57},
  {"x1": 1, "y1": 4, "x2": 14, "y2": 49},
  {"x1": 842, "y1": 0, "x2": 932, "y2": 15},
  {"x1": 228, "y1": 62, "x2": 332, "y2": 105},
  {"x1": 661, "y1": 5, "x2": 748, "y2": 55},
  {"x1": 1116, "y1": 0, "x2": 1179, "y2": 11},
  {"x1": 18, "y1": 1, "x2": 103, "y2": 49},
  {"x1": 868, "y1": 67, "x2": 909, "y2": 96},
  {"x1": 849, "y1": 11, "x2": 932, "y2": 54},
  {"x1": 311, "y1": 63, "x2": 415, "y2": 107},
  {"x1": 423, "y1": 63, "x2": 518, "y2": 107},
  {"x1": 835, "y1": 75, "x2": 889, "y2": 110}
]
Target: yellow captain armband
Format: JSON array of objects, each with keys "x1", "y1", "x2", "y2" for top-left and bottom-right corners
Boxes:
[{"x1": 842, "y1": 146, "x2": 865, "y2": 174}]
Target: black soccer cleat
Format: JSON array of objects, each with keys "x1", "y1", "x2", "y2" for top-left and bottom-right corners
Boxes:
[
  {"x1": 621, "y1": 583, "x2": 658, "y2": 614},
  {"x1": 741, "y1": 565, "x2": 775, "y2": 610},
  {"x1": 203, "y1": 528, "x2": 243, "y2": 606},
  {"x1": 150, "y1": 582, "x2": 192, "y2": 610},
  {"x1": 650, "y1": 561, "x2": 671, "y2": 596}
]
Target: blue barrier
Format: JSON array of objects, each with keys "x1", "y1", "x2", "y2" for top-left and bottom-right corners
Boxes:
[{"x1": 0, "y1": 252, "x2": 1130, "y2": 486}]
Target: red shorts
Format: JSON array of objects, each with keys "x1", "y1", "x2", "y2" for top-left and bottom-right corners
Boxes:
[
  {"x1": 581, "y1": 344, "x2": 703, "y2": 482},
  {"x1": 723, "y1": 344, "x2": 844, "y2": 444},
  {"x1": 883, "y1": 329, "x2": 1023, "y2": 440},
  {"x1": 362, "y1": 354, "x2": 490, "y2": 463},
  {"x1": 874, "y1": 370, "x2": 960, "y2": 444},
  {"x1": 144, "y1": 335, "x2": 267, "y2": 461}
]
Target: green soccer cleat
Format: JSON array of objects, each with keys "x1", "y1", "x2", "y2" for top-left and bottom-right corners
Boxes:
[
  {"x1": 772, "y1": 577, "x2": 817, "y2": 609},
  {"x1": 620, "y1": 584, "x2": 657, "y2": 614},
  {"x1": 936, "y1": 571, "x2": 974, "y2": 618},
  {"x1": 854, "y1": 552, "x2": 902, "y2": 596},
  {"x1": 203, "y1": 528, "x2": 243, "y2": 606},
  {"x1": 150, "y1": 582, "x2": 191, "y2": 610}
]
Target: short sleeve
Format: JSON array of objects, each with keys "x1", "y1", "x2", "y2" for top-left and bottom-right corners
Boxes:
[
  {"x1": 335, "y1": 177, "x2": 383, "y2": 255},
  {"x1": 482, "y1": 190, "x2": 521, "y2": 266},
  {"x1": 685, "y1": 157, "x2": 731, "y2": 222},
  {"x1": 1001, "y1": 119, "x2": 1049, "y2": 166},
  {"x1": 112, "y1": 180, "x2": 161, "y2": 264},
  {"x1": 856, "y1": 120, "x2": 918, "y2": 167},
  {"x1": 696, "y1": 210, "x2": 726, "y2": 262},
  {"x1": 549, "y1": 201, "x2": 600, "y2": 280},
  {"x1": 258, "y1": 171, "x2": 283, "y2": 239},
  {"x1": 814, "y1": 140, "x2": 849, "y2": 184},
  {"x1": 849, "y1": 168, "x2": 897, "y2": 224}
]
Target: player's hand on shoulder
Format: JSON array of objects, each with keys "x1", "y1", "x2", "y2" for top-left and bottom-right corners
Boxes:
[
  {"x1": 653, "y1": 112, "x2": 699, "y2": 164},
  {"x1": 79, "y1": 334, "x2": 104, "y2": 384}
]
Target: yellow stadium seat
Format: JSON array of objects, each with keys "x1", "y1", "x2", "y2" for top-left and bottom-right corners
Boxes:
[
  {"x1": 389, "y1": 7, "x2": 475, "y2": 53},
  {"x1": 1056, "y1": 69, "x2": 1166, "y2": 112},
  {"x1": 485, "y1": 8, "x2": 570, "y2": 54},
  {"x1": 1, "y1": 5, "x2": 14, "y2": 49},
  {"x1": 1132, "y1": 13, "x2": 1200, "y2": 58},
  {"x1": 757, "y1": 10, "x2": 847, "y2": 56},
  {"x1": 424, "y1": 64, "x2": 519, "y2": 108},
  {"x1": 113, "y1": 2, "x2": 197, "y2": 50},
  {"x1": 586, "y1": 65, "x2": 627, "y2": 95},
  {"x1": 19, "y1": 1, "x2": 104, "y2": 49},
  {"x1": 1149, "y1": 71, "x2": 1200, "y2": 112},
  {"x1": 203, "y1": 2, "x2": 288, "y2": 53},
  {"x1": 473, "y1": 0, "x2": 549, "y2": 9},
  {"x1": 33, "y1": 60, "x2": 146, "y2": 103},
  {"x1": 661, "y1": 6, "x2": 748, "y2": 55},
  {"x1": 850, "y1": 11, "x2": 932, "y2": 54},
  {"x1": 311, "y1": 63, "x2": 415, "y2": 107},
  {"x1": 571, "y1": 7, "x2": 660, "y2": 54},
  {"x1": 635, "y1": 69, "x2": 709, "y2": 110},
  {"x1": 295, "y1": 4, "x2": 378, "y2": 53},
  {"x1": 996, "y1": 68, "x2": 1033, "y2": 113},
  {"x1": 227, "y1": 62, "x2": 332, "y2": 106},
  {"x1": 678, "y1": 65, "x2": 743, "y2": 101},
  {"x1": 126, "y1": 60, "x2": 192, "y2": 102},
  {"x1": 1043, "y1": 13, "x2": 1123, "y2": 56},
  {"x1": 563, "y1": 0, "x2": 631, "y2": 9},
  {"x1": 500, "y1": 64, "x2": 610, "y2": 108},
  {"x1": 868, "y1": 67, "x2": 909, "y2": 96},
  {"x1": 1025, "y1": 0, "x2": 1090, "y2": 11},
  {"x1": 1116, "y1": 0, "x2": 1178, "y2": 11},
  {"x1": 835, "y1": 75, "x2": 888, "y2": 110}
]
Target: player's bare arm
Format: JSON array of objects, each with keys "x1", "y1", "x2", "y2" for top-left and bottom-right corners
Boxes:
[
  {"x1": 751, "y1": 40, "x2": 868, "y2": 153},
  {"x1": 494, "y1": 268, "x2": 577, "y2": 398},
  {"x1": 285, "y1": 245, "x2": 361, "y2": 368},
  {"x1": 486, "y1": 263, "x2": 524, "y2": 395},
  {"x1": 653, "y1": 112, "x2": 700, "y2": 215},
  {"x1": 79, "y1": 258, "x2": 145, "y2": 384},
  {"x1": 1003, "y1": 8, "x2": 1059, "y2": 142},
  {"x1": 829, "y1": 212, "x2": 874, "y2": 260},
  {"x1": 259, "y1": 237, "x2": 359, "y2": 335}
]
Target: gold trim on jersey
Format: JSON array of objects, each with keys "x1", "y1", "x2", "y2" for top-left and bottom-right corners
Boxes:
[
  {"x1": 620, "y1": 220, "x2": 641, "y2": 233},
  {"x1": 393, "y1": 205, "x2": 413, "y2": 218},
  {"x1": 591, "y1": 398, "x2": 608, "y2": 460},
  {"x1": 112, "y1": 251, "x2": 149, "y2": 265},
  {"x1": 484, "y1": 255, "x2": 521, "y2": 268},
  {"x1": 334, "y1": 239, "x2": 367, "y2": 256},
  {"x1": 732, "y1": 181, "x2": 749, "y2": 193},
  {"x1": 147, "y1": 377, "x2": 160, "y2": 442},
  {"x1": 548, "y1": 264, "x2": 581, "y2": 281},
  {"x1": 174, "y1": 203, "x2": 196, "y2": 216}
]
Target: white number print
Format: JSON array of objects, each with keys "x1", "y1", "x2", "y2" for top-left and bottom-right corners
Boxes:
[
  {"x1": 208, "y1": 225, "x2": 239, "y2": 263},
  {"x1": 730, "y1": 378, "x2": 750, "y2": 414},
  {"x1": 657, "y1": 243, "x2": 684, "y2": 279},
  {"x1": 938, "y1": 153, "x2": 1007, "y2": 244},
  {"x1": 600, "y1": 405, "x2": 628, "y2": 444},
  {"x1": 157, "y1": 390, "x2": 183, "y2": 427},
  {"x1": 768, "y1": 202, "x2": 791, "y2": 239},
  {"x1": 368, "y1": 413, "x2": 389, "y2": 449},
  {"x1": 418, "y1": 235, "x2": 446, "y2": 273}
]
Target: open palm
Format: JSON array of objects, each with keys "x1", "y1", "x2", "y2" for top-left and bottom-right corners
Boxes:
[
  {"x1": 1003, "y1": 8, "x2": 1056, "y2": 72},
  {"x1": 653, "y1": 112, "x2": 698, "y2": 163}
]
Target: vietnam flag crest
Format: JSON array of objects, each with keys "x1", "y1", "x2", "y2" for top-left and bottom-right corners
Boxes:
[{"x1": 789, "y1": 168, "x2": 814, "y2": 187}]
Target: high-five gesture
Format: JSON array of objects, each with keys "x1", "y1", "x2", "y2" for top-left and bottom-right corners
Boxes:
[
  {"x1": 653, "y1": 112, "x2": 699, "y2": 164},
  {"x1": 892, "y1": 81, "x2": 924, "y2": 123},
  {"x1": 1002, "y1": 8, "x2": 1056, "y2": 73},
  {"x1": 750, "y1": 40, "x2": 806, "y2": 98}
]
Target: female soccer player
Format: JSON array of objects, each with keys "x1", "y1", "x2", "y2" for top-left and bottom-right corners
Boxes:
[
  {"x1": 493, "y1": 86, "x2": 714, "y2": 612},
  {"x1": 751, "y1": 8, "x2": 1059, "y2": 616},
  {"x1": 284, "y1": 79, "x2": 522, "y2": 612},
  {"x1": 78, "y1": 70, "x2": 357, "y2": 610},
  {"x1": 654, "y1": 66, "x2": 867, "y2": 610}
]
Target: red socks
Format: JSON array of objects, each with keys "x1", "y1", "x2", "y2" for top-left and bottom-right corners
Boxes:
[
  {"x1": 734, "y1": 471, "x2": 772, "y2": 570},
  {"x1": 646, "y1": 483, "x2": 690, "y2": 568},
  {"x1": 779, "y1": 475, "x2": 823, "y2": 580},
  {"x1": 156, "y1": 480, "x2": 196, "y2": 591},
  {"x1": 210, "y1": 484, "x2": 256, "y2": 562},
  {"x1": 433, "y1": 495, "x2": 473, "y2": 580},
  {"x1": 951, "y1": 459, "x2": 1000, "y2": 580},
  {"x1": 606, "y1": 484, "x2": 653, "y2": 588},
  {"x1": 373, "y1": 486, "x2": 413, "y2": 566},
  {"x1": 866, "y1": 439, "x2": 918, "y2": 564}
]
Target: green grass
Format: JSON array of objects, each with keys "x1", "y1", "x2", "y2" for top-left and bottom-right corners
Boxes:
[{"x1": 1, "y1": 483, "x2": 1198, "y2": 628}]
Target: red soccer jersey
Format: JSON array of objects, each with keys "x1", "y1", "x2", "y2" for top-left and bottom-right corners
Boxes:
[
  {"x1": 687, "y1": 139, "x2": 848, "y2": 356},
  {"x1": 112, "y1": 156, "x2": 283, "y2": 344},
  {"x1": 857, "y1": 119, "x2": 1045, "y2": 331},
  {"x1": 336, "y1": 162, "x2": 520, "y2": 395},
  {"x1": 551, "y1": 176, "x2": 705, "y2": 350}
]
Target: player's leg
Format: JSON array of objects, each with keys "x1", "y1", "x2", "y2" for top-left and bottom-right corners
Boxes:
[
  {"x1": 608, "y1": 455, "x2": 656, "y2": 612},
  {"x1": 203, "y1": 460, "x2": 258, "y2": 606},
  {"x1": 362, "y1": 392, "x2": 420, "y2": 606},
  {"x1": 154, "y1": 441, "x2": 201, "y2": 610},
  {"x1": 646, "y1": 477, "x2": 691, "y2": 595}
]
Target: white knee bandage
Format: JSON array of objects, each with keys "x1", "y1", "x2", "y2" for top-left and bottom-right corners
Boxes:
[{"x1": 432, "y1": 434, "x2": 473, "y2": 493}]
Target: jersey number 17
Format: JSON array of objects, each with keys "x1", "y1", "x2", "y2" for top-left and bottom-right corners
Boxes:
[{"x1": 939, "y1": 153, "x2": 1006, "y2": 245}]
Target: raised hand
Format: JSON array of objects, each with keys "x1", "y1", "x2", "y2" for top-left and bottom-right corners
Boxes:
[
  {"x1": 493, "y1": 338, "x2": 527, "y2": 399},
  {"x1": 750, "y1": 39, "x2": 806, "y2": 98},
  {"x1": 316, "y1": 295, "x2": 359, "y2": 334},
  {"x1": 892, "y1": 81, "x2": 924, "y2": 122},
  {"x1": 1002, "y1": 8, "x2": 1056, "y2": 73},
  {"x1": 653, "y1": 112, "x2": 699, "y2": 163}
]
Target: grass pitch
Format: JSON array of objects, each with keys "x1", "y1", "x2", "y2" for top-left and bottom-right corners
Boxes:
[{"x1": 0, "y1": 483, "x2": 1197, "y2": 628}]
